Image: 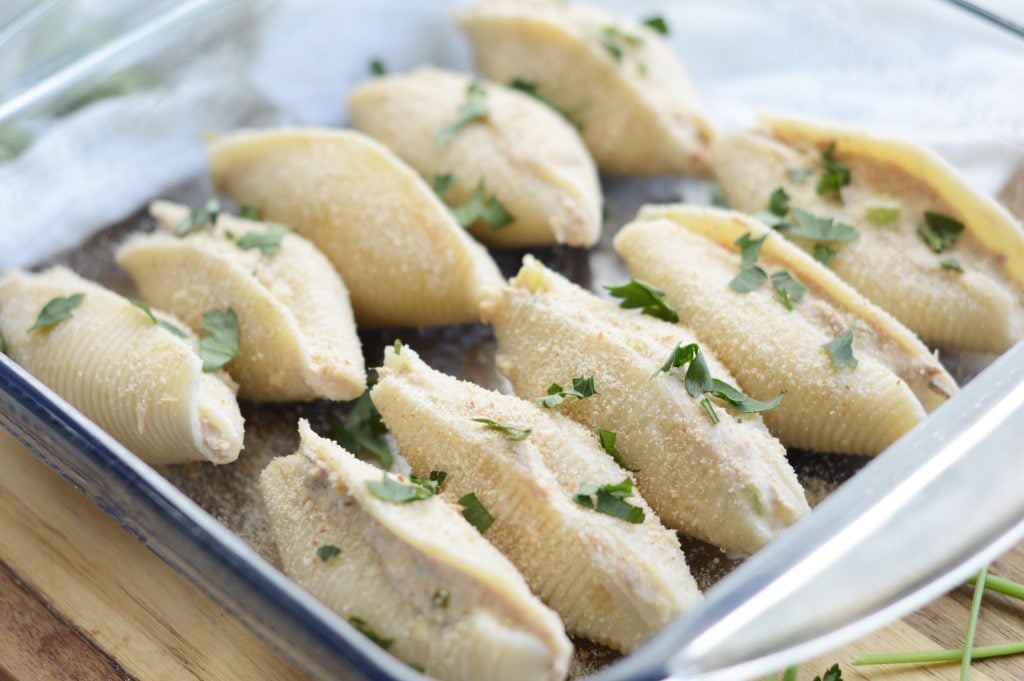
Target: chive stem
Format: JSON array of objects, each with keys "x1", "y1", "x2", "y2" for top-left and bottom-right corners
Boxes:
[
  {"x1": 781, "y1": 666, "x2": 799, "y2": 681},
  {"x1": 853, "y1": 640, "x2": 1024, "y2": 666},
  {"x1": 961, "y1": 566, "x2": 988, "y2": 680},
  {"x1": 969, "y1": 573, "x2": 1024, "y2": 601}
]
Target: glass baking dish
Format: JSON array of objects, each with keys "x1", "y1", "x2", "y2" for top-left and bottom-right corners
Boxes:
[{"x1": 1, "y1": 1, "x2": 1022, "y2": 679}]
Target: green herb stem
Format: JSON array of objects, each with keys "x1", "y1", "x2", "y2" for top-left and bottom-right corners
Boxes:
[
  {"x1": 962, "y1": 566, "x2": 988, "y2": 680},
  {"x1": 781, "y1": 667, "x2": 799, "y2": 681},
  {"x1": 969, "y1": 573, "x2": 1024, "y2": 600},
  {"x1": 853, "y1": 640, "x2": 1024, "y2": 666}
]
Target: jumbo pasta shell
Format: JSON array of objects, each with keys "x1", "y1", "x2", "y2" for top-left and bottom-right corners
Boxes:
[
  {"x1": 457, "y1": 0, "x2": 715, "y2": 176},
  {"x1": 348, "y1": 67, "x2": 601, "y2": 248},
  {"x1": 0, "y1": 267, "x2": 243, "y2": 465},
  {"x1": 480, "y1": 257, "x2": 809, "y2": 554},
  {"x1": 371, "y1": 345, "x2": 700, "y2": 652},
  {"x1": 710, "y1": 114, "x2": 1024, "y2": 353},
  {"x1": 208, "y1": 128, "x2": 504, "y2": 327},
  {"x1": 117, "y1": 201, "x2": 366, "y2": 402},
  {"x1": 618, "y1": 206, "x2": 959, "y2": 455},
  {"x1": 261, "y1": 421, "x2": 572, "y2": 681}
]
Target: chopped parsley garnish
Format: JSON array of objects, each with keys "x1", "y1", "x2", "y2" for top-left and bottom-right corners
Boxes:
[
  {"x1": 29, "y1": 293, "x2": 84, "y2": 332},
  {"x1": 536, "y1": 375, "x2": 598, "y2": 408},
  {"x1": 788, "y1": 207, "x2": 859, "y2": 243},
  {"x1": 574, "y1": 478, "x2": 644, "y2": 523},
  {"x1": 917, "y1": 211, "x2": 964, "y2": 253},
  {"x1": 736, "y1": 232, "x2": 768, "y2": 266},
  {"x1": 814, "y1": 663, "x2": 842, "y2": 681},
  {"x1": 941, "y1": 257, "x2": 964, "y2": 273},
  {"x1": 173, "y1": 199, "x2": 220, "y2": 236},
  {"x1": 458, "y1": 493, "x2": 494, "y2": 533},
  {"x1": 471, "y1": 418, "x2": 531, "y2": 441},
  {"x1": 367, "y1": 473, "x2": 437, "y2": 503},
  {"x1": 786, "y1": 167, "x2": 811, "y2": 183},
  {"x1": 656, "y1": 341, "x2": 783, "y2": 420},
  {"x1": 369, "y1": 58, "x2": 386, "y2": 76},
  {"x1": 816, "y1": 142, "x2": 852, "y2": 203},
  {"x1": 446, "y1": 180, "x2": 514, "y2": 231},
  {"x1": 508, "y1": 78, "x2": 583, "y2": 130},
  {"x1": 814, "y1": 244, "x2": 838, "y2": 266},
  {"x1": 431, "y1": 588, "x2": 450, "y2": 609},
  {"x1": 349, "y1": 617, "x2": 393, "y2": 650},
  {"x1": 435, "y1": 81, "x2": 489, "y2": 147},
  {"x1": 605, "y1": 278, "x2": 679, "y2": 322},
  {"x1": 236, "y1": 223, "x2": 289, "y2": 254},
  {"x1": 316, "y1": 544, "x2": 341, "y2": 562},
  {"x1": 865, "y1": 205, "x2": 900, "y2": 226},
  {"x1": 329, "y1": 386, "x2": 393, "y2": 469},
  {"x1": 238, "y1": 204, "x2": 261, "y2": 220},
  {"x1": 753, "y1": 187, "x2": 792, "y2": 229},
  {"x1": 198, "y1": 307, "x2": 239, "y2": 373},
  {"x1": 428, "y1": 470, "x2": 447, "y2": 488},
  {"x1": 700, "y1": 397, "x2": 719, "y2": 424},
  {"x1": 129, "y1": 299, "x2": 186, "y2": 337},
  {"x1": 642, "y1": 16, "x2": 669, "y2": 34},
  {"x1": 770, "y1": 270, "x2": 807, "y2": 310},
  {"x1": 599, "y1": 25, "x2": 644, "y2": 63},
  {"x1": 823, "y1": 329, "x2": 858, "y2": 370},
  {"x1": 432, "y1": 173, "x2": 454, "y2": 198},
  {"x1": 729, "y1": 265, "x2": 768, "y2": 293},
  {"x1": 597, "y1": 429, "x2": 635, "y2": 470}
]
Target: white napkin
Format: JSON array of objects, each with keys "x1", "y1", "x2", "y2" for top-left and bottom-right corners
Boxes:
[{"x1": 1, "y1": 0, "x2": 1022, "y2": 270}]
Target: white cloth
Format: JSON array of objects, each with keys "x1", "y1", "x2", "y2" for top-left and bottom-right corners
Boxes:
[{"x1": 1, "y1": 0, "x2": 1022, "y2": 269}]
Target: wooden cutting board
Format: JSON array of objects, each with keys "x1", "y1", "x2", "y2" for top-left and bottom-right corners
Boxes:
[{"x1": 3, "y1": 168, "x2": 1023, "y2": 681}]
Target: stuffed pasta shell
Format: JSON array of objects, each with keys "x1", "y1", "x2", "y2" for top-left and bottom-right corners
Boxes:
[
  {"x1": 711, "y1": 115, "x2": 1024, "y2": 354},
  {"x1": 261, "y1": 421, "x2": 571, "y2": 681},
  {"x1": 116, "y1": 201, "x2": 366, "y2": 403},
  {"x1": 371, "y1": 345, "x2": 700, "y2": 652},
  {"x1": 208, "y1": 128, "x2": 504, "y2": 327},
  {"x1": 457, "y1": 0, "x2": 715, "y2": 176},
  {"x1": 348, "y1": 68, "x2": 601, "y2": 248},
  {"x1": 0, "y1": 267, "x2": 243, "y2": 465},
  {"x1": 617, "y1": 206, "x2": 959, "y2": 456},
  {"x1": 480, "y1": 257, "x2": 809, "y2": 555}
]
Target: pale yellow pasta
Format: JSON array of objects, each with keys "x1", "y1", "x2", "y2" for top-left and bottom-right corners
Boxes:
[
  {"x1": 457, "y1": 0, "x2": 715, "y2": 176},
  {"x1": 0, "y1": 267, "x2": 243, "y2": 465},
  {"x1": 371, "y1": 345, "x2": 700, "y2": 652},
  {"x1": 617, "y1": 207, "x2": 960, "y2": 455},
  {"x1": 481, "y1": 257, "x2": 809, "y2": 555},
  {"x1": 208, "y1": 128, "x2": 504, "y2": 327},
  {"x1": 117, "y1": 201, "x2": 366, "y2": 402},
  {"x1": 348, "y1": 67, "x2": 601, "y2": 248},
  {"x1": 711, "y1": 114, "x2": 1024, "y2": 353},
  {"x1": 261, "y1": 420, "x2": 571, "y2": 681}
]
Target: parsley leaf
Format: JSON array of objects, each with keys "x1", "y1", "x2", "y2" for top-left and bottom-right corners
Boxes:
[
  {"x1": 735, "y1": 232, "x2": 768, "y2": 266},
  {"x1": 787, "y1": 167, "x2": 811, "y2": 183},
  {"x1": 536, "y1": 377, "x2": 598, "y2": 408},
  {"x1": 366, "y1": 474, "x2": 436, "y2": 503},
  {"x1": 238, "y1": 203, "x2": 261, "y2": 220},
  {"x1": 823, "y1": 329, "x2": 858, "y2": 370},
  {"x1": 445, "y1": 180, "x2": 514, "y2": 231},
  {"x1": 917, "y1": 211, "x2": 964, "y2": 253},
  {"x1": 599, "y1": 25, "x2": 644, "y2": 63},
  {"x1": 941, "y1": 257, "x2": 964, "y2": 273},
  {"x1": 173, "y1": 199, "x2": 220, "y2": 236},
  {"x1": 329, "y1": 386, "x2": 393, "y2": 469},
  {"x1": 349, "y1": 617, "x2": 392, "y2": 650},
  {"x1": 316, "y1": 544, "x2": 341, "y2": 562},
  {"x1": 129, "y1": 299, "x2": 186, "y2": 337},
  {"x1": 729, "y1": 265, "x2": 768, "y2": 293},
  {"x1": 788, "y1": 207, "x2": 859, "y2": 243},
  {"x1": 865, "y1": 205, "x2": 900, "y2": 226},
  {"x1": 29, "y1": 293, "x2": 84, "y2": 332},
  {"x1": 574, "y1": 478, "x2": 645, "y2": 523},
  {"x1": 198, "y1": 308, "x2": 239, "y2": 373},
  {"x1": 642, "y1": 16, "x2": 669, "y2": 34},
  {"x1": 711, "y1": 378, "x2": 783, "y2": 413},
  {"x1": 814, "y1": 244, "x2": 838, "y2": 266},
  {"x1": 817, "y1": 142, "x2": 852, "y2": 202},
  {"x1": 770, "y1": 270, "x2": 807, "y2": 310},
  {"x1": 471, "y1": 418, "x2": 531, "y2": 441},
  {"x1": 436, "y1": 81, "x2": 489, "y2": 147},
  {"x1": 814, "y1": 663, "x2": 843, "y2": 681},
  {"x1": 432, "y1": 172, "x2": 454, "y2": 197},
  {"x1": 598, "y1": 429, "x2": 636, "y2": 470},
  {"x1": 508, "y1": 78, "x2": 583, "y2": 130},
  {"x1": 700, "y1": 397, "x2": 719, "y2": 424},
  {"x1": 768, "y1": 187, "x2": 790, "y2": 217},
  {"x1": 368, "y1": 58, "x2": 386, "y2": 76},
  {"x1": 605, "y1": 278, "x2": 679, "y2": 322},
  {"x1": 458, "y1": 492, "x2": 495, "y2": 533},
  {"x1": 236, "y1": 223, "x2": 289, "y2": 255},
  {"x1": 429, "y1": 470, "x2": 447, "y2": 488}
]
